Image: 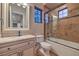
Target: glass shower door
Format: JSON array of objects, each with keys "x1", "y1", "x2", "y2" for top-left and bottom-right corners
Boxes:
[{"x1": 0, "y1": 3, "x2": 3, "y2": 37}]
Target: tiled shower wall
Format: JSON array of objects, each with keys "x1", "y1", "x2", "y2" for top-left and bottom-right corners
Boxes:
[{"x1": 50, "y1": 3, "x2": 79, "y2": 43}]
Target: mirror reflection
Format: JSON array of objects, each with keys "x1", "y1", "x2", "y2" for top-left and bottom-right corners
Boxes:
[{"x1": 7, "y1": 3, "x2": 29, "y2": 29}]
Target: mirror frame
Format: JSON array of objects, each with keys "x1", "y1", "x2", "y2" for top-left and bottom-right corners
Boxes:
[{"x1": 3, "y1": 3, "x2": 30, "y2": 31}]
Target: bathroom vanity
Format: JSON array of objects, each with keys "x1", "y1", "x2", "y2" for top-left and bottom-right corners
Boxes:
[{"x1": 0, "y1": 35, "x2": 36, "y2": 56}]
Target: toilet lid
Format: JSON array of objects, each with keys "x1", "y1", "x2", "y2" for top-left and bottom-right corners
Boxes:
[{"x1": 40, "y1": 42, "x2": 51, "y2": 47}]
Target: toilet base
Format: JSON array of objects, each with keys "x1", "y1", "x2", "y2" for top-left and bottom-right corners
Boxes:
[{"x1": 37, "y1": 48, "x2": 50, "y2": 56}]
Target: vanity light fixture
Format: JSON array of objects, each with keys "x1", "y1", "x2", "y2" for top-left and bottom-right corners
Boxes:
[
  {"x1": 17, "y1": 3, "x2": 21, "y2": 6},
  {"x1": 22, "y1": 3, "x2": 28, "y2": 8},
  {"x1": 22, "y1": 5, "x2": 26, "y2": 8},
  {"x1": 16, "y1": 3, "x2": 28, "y2": 8}
]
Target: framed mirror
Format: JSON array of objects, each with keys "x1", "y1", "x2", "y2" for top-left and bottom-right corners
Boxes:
[{"x1": 3, "y1": 3, "x2": 30, "y2": 30}]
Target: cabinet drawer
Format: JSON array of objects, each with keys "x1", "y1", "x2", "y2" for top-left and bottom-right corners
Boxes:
[{"x1": 0, "y1": 42, "x2": 29, "y2": 54}]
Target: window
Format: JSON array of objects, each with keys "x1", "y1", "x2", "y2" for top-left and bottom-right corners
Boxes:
[
  {"x1": 58, "y1": 8, "x2": 68, "y2": 18},
  {"x1": 34, "y1": 6, "x2": 42, "y2": 23}
]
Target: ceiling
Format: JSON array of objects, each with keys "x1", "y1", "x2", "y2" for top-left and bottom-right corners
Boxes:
[
  {"x1": 29, "y1": 3, "x2": 65, "y2": 10},
  {"x1": 45, "y1": 3, "x2": 64, "y2": 10}
]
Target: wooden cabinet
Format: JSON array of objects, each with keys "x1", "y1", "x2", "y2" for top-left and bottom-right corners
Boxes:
[
  {"x1": 22, "y1": 48, "x2": 34, "y2": 56},
  {"x1": 10, "y1": 53, "x2": 18, "y2": 56},
  {"x1": 0, "y1": 38, "x2": 36, "y2": 56}
]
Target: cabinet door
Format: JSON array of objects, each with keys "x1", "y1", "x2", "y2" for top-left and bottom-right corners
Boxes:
[
  {"x1": 0, "y1": 51, "x2": 18, "y2": 56},
  {"x1": 22, "y1": 48, "x2": 34, "y2": 56},
  {"x1": 9, "y1": 53, "x2": 18, "y2": 56}
]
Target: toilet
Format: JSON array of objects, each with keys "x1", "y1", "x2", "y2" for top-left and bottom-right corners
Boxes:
[
  {"x1": 36, "y1": 35, "x2": 52, "y2": 55},
  {"x1": 40, "y1": 42, "x2": 51, "y2": 50},
  {"x1": 40, "y1": 42, "x2": 52, "y2": 55}
]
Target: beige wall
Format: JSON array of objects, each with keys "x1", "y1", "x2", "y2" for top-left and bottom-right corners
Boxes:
[
  {"x1": 49, "y1": 3, "x2": 79, "y2": 43},
  {"x1": 0, "y1": 3, "x2": 44, "y2": 37},
  {"x1": 30, "y1": 4, "x2": 44, "y2": 35}
]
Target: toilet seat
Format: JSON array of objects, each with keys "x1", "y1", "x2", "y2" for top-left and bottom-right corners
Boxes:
[{"x1": 40, "y1": 42, "x2": 52, "y2": 50}]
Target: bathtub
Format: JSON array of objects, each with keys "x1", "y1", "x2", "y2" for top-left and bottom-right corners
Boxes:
[{"x1": 46, "y1": 37, "x2": 79, "y2": 56}]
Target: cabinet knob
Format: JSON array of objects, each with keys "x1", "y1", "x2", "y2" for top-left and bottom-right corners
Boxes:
[{"x1": 8, "y1": 48, "x2": 10, "y2": 50}]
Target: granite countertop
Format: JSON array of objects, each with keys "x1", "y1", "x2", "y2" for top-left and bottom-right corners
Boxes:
[
  {"x1": 0, "y1": 35, "x2": 35, "y2": 44},
  {"x1": 0, "y1": 35, "x2": 44, "y2": 44}
]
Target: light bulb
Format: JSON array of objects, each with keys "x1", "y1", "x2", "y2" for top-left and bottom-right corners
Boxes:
[
  {"x1": 23, "y1": 6, "x2": 26, "y2": 8},
  {"x1": 17, "y1": 4, "x2": 21, "y2": 6}
]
